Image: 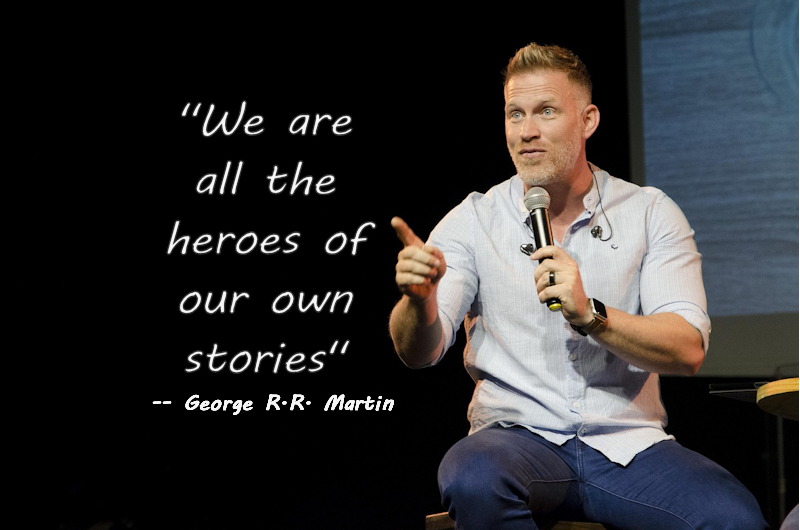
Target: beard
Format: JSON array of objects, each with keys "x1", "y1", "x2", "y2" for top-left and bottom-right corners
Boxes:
[{"x1": 510, "y1": 130, "x2": 583, "y2": 188}]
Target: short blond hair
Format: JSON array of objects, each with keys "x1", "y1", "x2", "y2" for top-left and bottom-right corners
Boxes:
[{"x1": 503, "y1": 43, "x2": 592, "y2": 103}]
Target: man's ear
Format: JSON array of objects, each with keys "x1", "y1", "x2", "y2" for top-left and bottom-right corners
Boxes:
[{"x1": 582, "y1": 104, "x2": 600, "y2": 139}]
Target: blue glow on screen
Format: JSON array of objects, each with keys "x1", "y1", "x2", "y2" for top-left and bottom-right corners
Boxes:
[{"x1": 639, "y1": 0, "x2": 798, "y2": 317}]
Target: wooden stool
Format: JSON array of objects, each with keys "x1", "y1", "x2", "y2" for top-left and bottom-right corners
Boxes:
[
  {"x1": 425, "y1": 511, "x2": 606, "y2": 529},
  {"x1": 756, "y1": 377, "x2": 799, "y2": 421}
]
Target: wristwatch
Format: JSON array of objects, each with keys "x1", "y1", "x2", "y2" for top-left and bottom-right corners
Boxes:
[{"x1": 571, "y1": 298, "x2": 608, "y2": 336}]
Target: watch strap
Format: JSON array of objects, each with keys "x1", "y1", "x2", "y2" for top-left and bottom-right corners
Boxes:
[{"x1": 570, "y1": 298, "x2": 608, "y2": 336}]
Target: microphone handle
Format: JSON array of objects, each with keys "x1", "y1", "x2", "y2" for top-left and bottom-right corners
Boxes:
[{"x1": 530, "y1": 208, "x2": 562, "y2": 312}]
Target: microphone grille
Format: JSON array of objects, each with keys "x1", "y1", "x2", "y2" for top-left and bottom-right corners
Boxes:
[{"x1": 524, "y1": 187, "x2": 550, "y2": 211}]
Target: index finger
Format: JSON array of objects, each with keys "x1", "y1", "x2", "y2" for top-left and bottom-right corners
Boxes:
[
  {"x1": 391, "y1": 216, "x2": 423, "y2": 248},
  {"x1": 530, "y1": 244, "x2": 560, "y2": 262}
]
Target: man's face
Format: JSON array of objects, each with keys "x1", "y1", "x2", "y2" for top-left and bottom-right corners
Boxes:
[{"x1": 504, "y1": 70, "x2": 588, "y2": 188}]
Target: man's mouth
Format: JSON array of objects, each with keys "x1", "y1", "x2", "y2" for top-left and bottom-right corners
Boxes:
[{"x1": 519, "y1": 148, "x2": 545, "y2": 159}]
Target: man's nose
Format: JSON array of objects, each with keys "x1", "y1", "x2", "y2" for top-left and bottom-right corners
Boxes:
[{"x1": 520, "y1": 117, "x2": 540, "y2": 141}]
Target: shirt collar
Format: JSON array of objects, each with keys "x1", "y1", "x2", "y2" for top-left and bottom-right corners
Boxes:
[{"x1": 514, "y1": 164, "x2": 606, "y2": 224}]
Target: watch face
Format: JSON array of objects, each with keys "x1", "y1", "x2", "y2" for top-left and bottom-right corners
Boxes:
[
  {"x1": 583, "y1": 299, "x2": 608, "y2": 335},
  {"x1": 593, "y1": 299, "x2": 607, "y2": 318}
]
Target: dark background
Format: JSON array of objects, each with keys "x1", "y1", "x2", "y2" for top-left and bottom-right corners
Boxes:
[{"x1": 46, "y1": 4, "x2": 796, "y2": 529}]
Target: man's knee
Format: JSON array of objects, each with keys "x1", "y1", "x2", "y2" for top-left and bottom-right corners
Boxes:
[
  {"x1": 698, "y1": 480, "x2": 768, "y2": 529},
  {"x1": 438, "y1": 427, "x2": 571, "y2": 510},
  {"x1": 635, "y1": 442, "x2": 769, "y2": 528},
  {"x1": 438, "y1": 435, "x2": 509, "y2": 502},
  {"x1": 437, "y1": 431, "x2": 540, "y2": 526}
]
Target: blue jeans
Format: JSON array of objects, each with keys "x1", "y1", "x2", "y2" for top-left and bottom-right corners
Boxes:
[{"x1": 438, "y1": 425, "x2": 768, "y2": 529}]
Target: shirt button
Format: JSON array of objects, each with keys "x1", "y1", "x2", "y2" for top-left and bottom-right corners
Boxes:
[
  {"x1": 568, "y1": 353, "x2": 577, "y2": 361},
  {"x1": 572, "y1": 401, "x2": 580, "y2": 409},
  {"x1": 580, "y1": 428, "x2": 587, "y2": 435}
]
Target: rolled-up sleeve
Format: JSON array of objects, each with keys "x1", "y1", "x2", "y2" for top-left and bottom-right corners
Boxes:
[
  {"x1": 640, "y1": 192, "x2": 712, "y2": 353},
  {"x1": 427, "y1": 197, "x2": 480, "y2": 363}
]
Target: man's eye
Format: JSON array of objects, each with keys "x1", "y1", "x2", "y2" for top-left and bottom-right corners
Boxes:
[
  {"x1": 542, "y1": 108, "x2": 554, "y2": 116},
  {"x1": 510, "y1": 111, "x2": 522, "y2": 119}
]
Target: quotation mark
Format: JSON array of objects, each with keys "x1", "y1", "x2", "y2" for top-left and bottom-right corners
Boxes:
[
  {"x1": 330, "y1": 340, "x2": 349, "y2": 355},
  {"x1": 181, "y1": 103, "x2": 202, "y2": 117}
]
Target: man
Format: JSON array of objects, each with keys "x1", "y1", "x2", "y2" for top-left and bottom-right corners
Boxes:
[{"x1": 389, "y1": 43, "x2": 767, "y2": 529}]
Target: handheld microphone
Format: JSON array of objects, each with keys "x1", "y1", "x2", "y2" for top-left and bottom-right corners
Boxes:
[{"x1": 523, "y1": 187, "x2": 562, "y2": 312}]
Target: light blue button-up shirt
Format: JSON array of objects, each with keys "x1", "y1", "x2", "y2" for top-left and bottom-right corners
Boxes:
[{"x1": 427, "y1": 167, "x2": 711, "y2": 466}]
